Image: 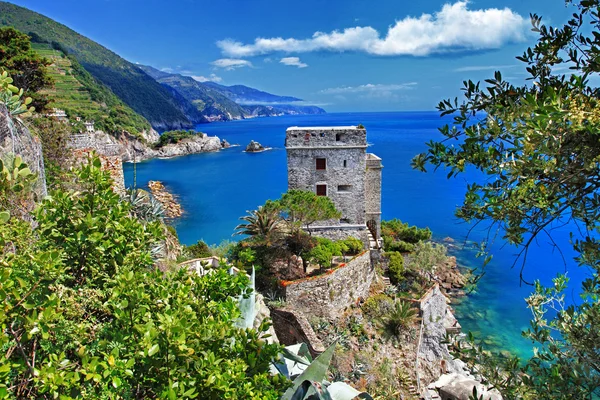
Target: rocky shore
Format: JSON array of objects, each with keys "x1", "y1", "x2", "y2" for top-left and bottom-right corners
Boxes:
[
  {"x1": 148, "y1": 180, "x2": 182, "y2": 218},
  {"x1": 67, "y1": 129, "x2": 231, "y2": 162}
]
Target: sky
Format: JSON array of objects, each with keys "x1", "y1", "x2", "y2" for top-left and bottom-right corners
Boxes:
[{"x1": 5, "y1": 0, "x2": 574, "y2": 112}]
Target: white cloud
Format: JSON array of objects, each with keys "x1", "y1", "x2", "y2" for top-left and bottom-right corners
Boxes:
[
  {"x1": 192, "y1": 73, "x2": 223, "y2": 83},
  {"x1": 280, "y1": 57, "x2": 308, "y2": 68},
  {"x1": 454, "y1": 64, "x2": 516, "y2": 72},
  {"x1": 320, "y1": 83, "x2": 417, "y2": 94},
  {"x1": 211, "y1": 58, "x2": 253, "y2": 70},
  {"x1": 217, "y1": 2, "x2": 527, "y2": 58},
  {"x1": 321, "y1": 83, "x2": 417, "y2": 101}
]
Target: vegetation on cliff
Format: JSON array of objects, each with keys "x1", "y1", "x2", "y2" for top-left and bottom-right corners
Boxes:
[
  {"x1": 0, "y1": 27, "x2": 52, "y2": 112},
  {"x1": 413, "y1": 0, "x2": 600, "y2": 397},
  {"x1": 0, "y1": 1, "x2": 200, "y2": 130},
  {"x1": 0, "y1": 155, "x2": 287, "y2": 399}
]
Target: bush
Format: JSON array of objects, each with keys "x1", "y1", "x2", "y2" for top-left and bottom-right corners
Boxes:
[
  {"x1": 0, "y1": 156, "x2": 288, "y2": 398},
  {"x1": 387, "y1": 251, "x2": 405, "y2": 285},
  {"x1": 185, "y1": 239, "x2": 212, "y2": 259},
  {"x1": 340, "y1": 237, "x2": 364, "y2": 255},
  {"x1": 381, "y1": 219, "x2": 431, "y2": 246},
  {"x1": 362, "y1": 293, "x2": 394, "y2": 319},
  {"x1": 383, "y1": 236, "x2": 415, "y2": 253},
  {"x1": 406, "y1": 241, "x2": 448, "y2": 273},
  {"x1": 156, "y1": 129, "x2": 198, "y2": 147}
]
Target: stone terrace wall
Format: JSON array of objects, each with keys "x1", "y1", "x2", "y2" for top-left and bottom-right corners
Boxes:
[
  {"x1": 283, "y1": 251, "x2": 373, "y2": 319},
  {"x1": 271, "y1": 308, "x2": 325, "y2": 358},
  {"x1": 309, "y1": 225, "x2": 369, "y2": 248},
  {"x1": 72, "y1": 149, "x2": 125, "y2": 194}
]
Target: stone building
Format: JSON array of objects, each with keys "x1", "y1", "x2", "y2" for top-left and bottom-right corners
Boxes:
[{"x1": 285, "y1": 126, "x2": 382, "y2": 244}]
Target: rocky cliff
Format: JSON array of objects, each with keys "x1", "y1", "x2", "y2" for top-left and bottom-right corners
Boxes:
[{"x1": 67, "y1": 129, "x2": 229, "y2": 162}]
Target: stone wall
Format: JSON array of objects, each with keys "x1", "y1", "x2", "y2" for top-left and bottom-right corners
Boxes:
[
  {"x1": 72, "y1": 149, "x2": 125, "y2": 194},
  {"x1": 365, "y1": 153, "x2": 383, "y2": 239},
  {"x1": 271, "y1": 308, "x2": 325, "y2": 358},
  {"x1": 68, "y1": 133, "x2": 122, "y2": 156},
  {"x1": 283, "y1": 250, "x2": 374, "y2": 319},
  {"x1": 308, "y1": 224, "x2": 369, "y2": 248}
]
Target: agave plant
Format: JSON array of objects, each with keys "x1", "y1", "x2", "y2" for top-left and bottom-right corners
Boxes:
[
  {"x1": 277, "y1": 343, "x2": 374, "y2": 400},
  {"x1": 124, "y1": 188, "x2": 164, "y2": 221},
  {"x1": 234, "y1": 200, "x2": 282, "y2": 244}
]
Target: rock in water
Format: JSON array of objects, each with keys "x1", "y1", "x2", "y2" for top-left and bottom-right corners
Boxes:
[{"x1": 245, "y1": 140, "x2": 265, "y2": 152}]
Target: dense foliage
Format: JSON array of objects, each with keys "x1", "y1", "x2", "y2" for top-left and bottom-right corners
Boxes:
[
  {"x1": 30, "y1": 117, "x2": 72, "y2": 189},
  {"x1": 0, "y1": 27, "x2": 52, "y2": 111},
  {"x1": 0, "y1": 156, "x2": 287, "y2": 399},
  {"x1": 185, "y1": 239, "x2": 213, "y2": 259},
  {"x1": 156, "y1": 130, "x2": 199, "y2": 148},
  {"x1": 412, "y1": 0, "x2": 600, "y2": 397},
  {"x1": 234, "y1": 191, "x2": 357, "y2": 286},
  {"x1": 381, "y1": 218, "x2": 431, "y2": 253}
]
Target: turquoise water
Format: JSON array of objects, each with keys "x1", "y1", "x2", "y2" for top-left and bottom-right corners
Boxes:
[{"x1": 124, "y1": 112, "x2": 585, "y2": 358}]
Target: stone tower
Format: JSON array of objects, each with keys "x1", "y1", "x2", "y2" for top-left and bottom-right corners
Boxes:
[{"x1": 285, "y1": 126, "x2": 382, "y2": 244}]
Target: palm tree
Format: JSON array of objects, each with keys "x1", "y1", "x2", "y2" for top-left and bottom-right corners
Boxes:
[
  {"x1": 234, "y1": 200, "x2": 282, "y2": 245},
  {"x1": 377, "y1": 300, "x2": 418, "y2": 342}
]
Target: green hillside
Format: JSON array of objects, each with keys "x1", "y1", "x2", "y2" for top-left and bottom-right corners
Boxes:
[
  {"x1": 0, "y1": 1, "x2": 201, "y2": 130},
  {"x1": 32, "y1": 43, "x2": 150, "y2": 134}
]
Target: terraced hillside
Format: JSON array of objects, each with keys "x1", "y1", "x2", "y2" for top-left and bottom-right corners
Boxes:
[
  {"x1": 31, "y1": 43, "x2": 150, "y2": 135},
  {"x1": 0, "y1": 1, "x2": 201, "y2": 130}
]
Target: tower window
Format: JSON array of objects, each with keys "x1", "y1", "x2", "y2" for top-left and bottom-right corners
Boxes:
[
  {"x1": 316, "y1": 184, "x2": 327, "y2": 196},
  {"x1": 343, "y1": 160, "x2": 347, "y2": 168},
  {"x1": 338, "y1": 185, "x2": 352, "y2": 193},
  {"x1": 336, "y1": 133, "x2": 345, "y2": 142},
  {"x1": 316, "y1": 158, "x2": 326, "y2": 170}
]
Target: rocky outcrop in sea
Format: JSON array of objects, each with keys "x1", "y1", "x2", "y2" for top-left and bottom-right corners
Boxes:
[{"x1": 245, "y1": 140, "x2": 265, "y2": 152}]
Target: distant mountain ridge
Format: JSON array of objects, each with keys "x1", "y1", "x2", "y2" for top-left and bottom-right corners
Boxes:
[
  {"x1": 140, "y1": 65, "x2": 326, "y2": 121},
  {"x1": 202, "y1": 82, "x2": 302, "y2": 104}
]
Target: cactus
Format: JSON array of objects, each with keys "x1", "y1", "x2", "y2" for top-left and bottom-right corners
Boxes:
[{"x1": 0, "y1": 71, "x2": 34, "y2": 117}]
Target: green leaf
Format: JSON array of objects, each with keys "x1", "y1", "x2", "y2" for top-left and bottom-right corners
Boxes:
[
  {"x1": 148, "y1": 344, "x2": 160, "y2": 356},
  {"x1": 282, "y1": 342, "x2": 337, "y2": 400}
]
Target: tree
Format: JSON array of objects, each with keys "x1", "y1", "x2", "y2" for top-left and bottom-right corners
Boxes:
[
  {"x1": 0, "y1": 27, "x2": 52, "y2": 111},
  {"x1": 412, "y1": 1, "x2": 600, "y2": 397},
  {"x1": 234, "y1": 200, "x2": 283, "y2": 246},
  {"x1": 278, "y1": 189, "x2": 341, "y2": 234}
]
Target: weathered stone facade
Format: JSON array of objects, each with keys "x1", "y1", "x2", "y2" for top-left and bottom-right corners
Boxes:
[
  {"x1": 285, "y1": 126, "x2": 382, "y2": 242},
  {"x1": 283, "y1": 251, "x2": 373, "y2": 319},
  {"x1": 365, "y1": 153, "x2": 383, "y2": 239}
]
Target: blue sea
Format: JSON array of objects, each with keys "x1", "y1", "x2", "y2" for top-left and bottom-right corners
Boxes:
[{"x1": 124, "y1": 112, "x2": 586, "y2": 358}]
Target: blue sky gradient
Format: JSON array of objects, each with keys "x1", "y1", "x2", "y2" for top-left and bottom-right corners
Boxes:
[{"x1": 5, "y1": 0, "x2": 573, "y2": 111}]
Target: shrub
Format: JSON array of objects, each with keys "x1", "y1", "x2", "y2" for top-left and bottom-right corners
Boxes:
[
  {"x1": 387, "y1": 251, "x2": 405, "y2": 285},
  {"x1": 340, "y1": 236, "x2": 364, "y2": 255},
  {"x1": 381, "y1": 219, "x2": 431, "y2": 245},
  {"x1": 156, "y1": 129, "x2": 198, "y2": 148},
  {"x1": 1, "y1": 156, "x2": 288, "y2": 398},
  {"x1": 383, "y1": 236, "x2": 415, "y2": 253},
  {"x1": 362, "y1": 293, "x2": 394, "y2": 319},
  {"x1": 185, "y1": 239, "x2": 212, "y2": 258},
  {"x1": 406, "y1": 241, "x2": 448, "y2": 273}
]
